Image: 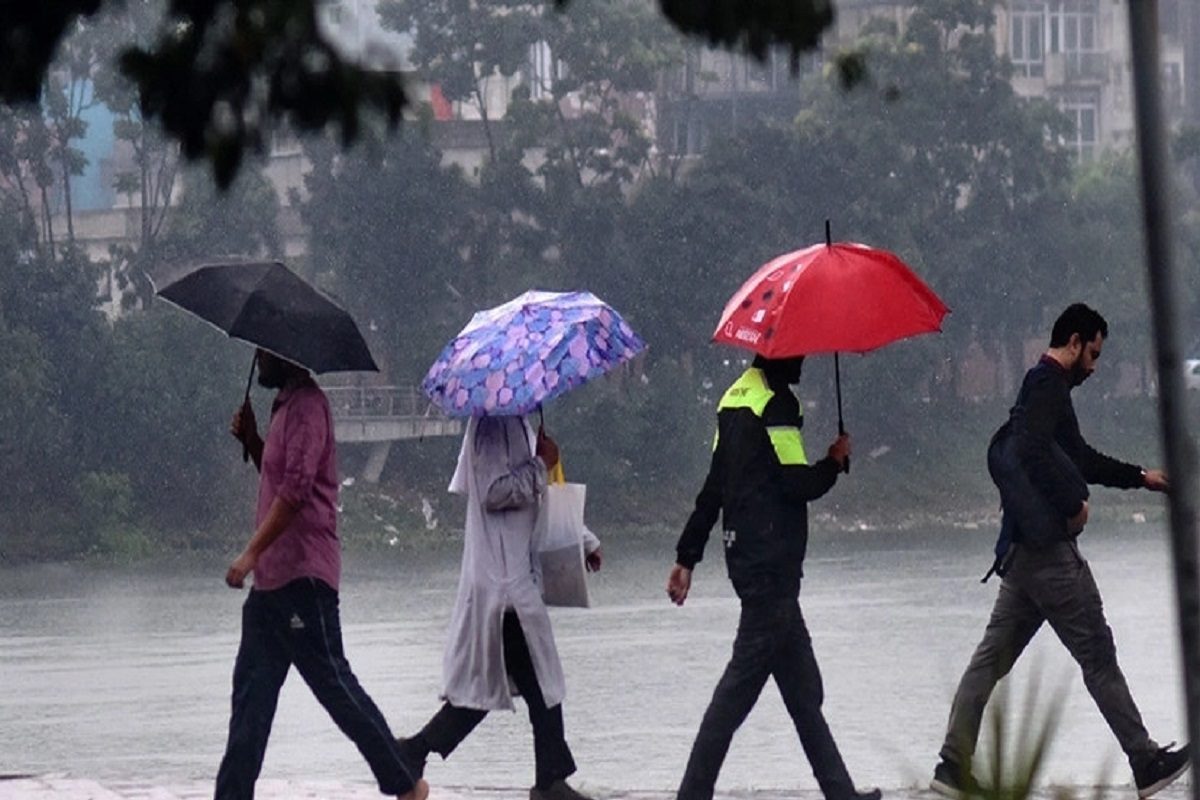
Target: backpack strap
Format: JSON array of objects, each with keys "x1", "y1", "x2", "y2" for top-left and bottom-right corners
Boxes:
[{"x1": 982, "y1": 511, "x2": 1018, "y2": 583}]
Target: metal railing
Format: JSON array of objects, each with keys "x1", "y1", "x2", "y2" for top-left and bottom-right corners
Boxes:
[
  {"x1": 325, "y1": 385, "x2": 446, "y2": 420},
  {"x1": 1065, "y1": 51, "x2": 1107, "y2": 82}
]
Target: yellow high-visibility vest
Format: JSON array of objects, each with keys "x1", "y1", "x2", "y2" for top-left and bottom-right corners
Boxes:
[{"x1": 714, "y1": 367, "x2": 808, "y2": 465}]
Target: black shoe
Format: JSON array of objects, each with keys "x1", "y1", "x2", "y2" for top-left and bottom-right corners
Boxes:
[
  {"x1": 930, "y1": 759, "x2": 971, "y2": 800},
  {"x1": 529, "y1": 779, "x2": 593, "y2": 800},
  {"x1": 1135, "y1": 743, "x2": 1191, "y2": 799},
  {"x1": 394, "y1": 736, "x2": 428, "y2": 781},
  {"x1": 826, "y1": 784, "x2": 881, "y2": 800}
]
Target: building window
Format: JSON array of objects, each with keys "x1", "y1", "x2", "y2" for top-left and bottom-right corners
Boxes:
[
  {"x1": 1059, "y1": 93, "x2": 1098, "y2": 161},
  {"x1": 1010, "y1": 1, "x2": 1046, "y2": 77},
  {"x1": 1051, "y1": 0, "x2": 1100, "y2": 79},
  {"x1": 527, "y1": 41, "x2": 554, "y2": 101}
]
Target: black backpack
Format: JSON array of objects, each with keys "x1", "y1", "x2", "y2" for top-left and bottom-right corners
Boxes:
[{"x1": 981, "y1": 424, "x2": 1088, "y2": 582}]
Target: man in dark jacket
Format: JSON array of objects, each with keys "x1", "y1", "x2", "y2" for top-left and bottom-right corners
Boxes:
[
  {"x1": 930, "y1": 304, "x2": 1186, "y2": 800},
  {"x1": 667, "y1": 354, "x2": 877, "y2": 800}
]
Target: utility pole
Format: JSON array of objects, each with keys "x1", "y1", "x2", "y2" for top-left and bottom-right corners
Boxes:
[{"x1": 1126, "y1": 7, "x2": 1200, "y2": 800}]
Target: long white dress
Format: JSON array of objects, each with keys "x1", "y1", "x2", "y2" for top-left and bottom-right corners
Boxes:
[{"x1": 440, "y1": 415, "x2": 567, "y2": 711}]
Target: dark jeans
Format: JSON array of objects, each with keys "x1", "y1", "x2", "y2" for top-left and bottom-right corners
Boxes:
[
  {"x1": 678, "y1": 597, "x2": 857, "y2": 800},
  {"x1": 418, "y1": 610, "x2": 576, "y2": 789},
  {"x1": 214, "y1": 578, "x2": 418, "y2": 799},
  {"x1": 940, "y1": 541, "x2": 1157, "y2": 770}
]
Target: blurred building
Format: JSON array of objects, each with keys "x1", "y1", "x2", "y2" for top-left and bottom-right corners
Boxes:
[
  {"x1": 49, "y1": 0, "x2": 1199, "y2": 292},
  {"x1": 652, "y1": 0, "x2": 1194, "y2": 163},
  {"x1": 983, "y1": 0, "x2": 1188, "y2": 160},
  {"x1": 655, "y1": 46, "x2": 821, "y2": 160},
  {"x1": 833, "y1": 0, "x2": 1191, "y2": 161}
]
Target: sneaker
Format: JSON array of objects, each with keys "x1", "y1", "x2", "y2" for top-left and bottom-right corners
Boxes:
[
  {"x1": 1134, "y1": 743, "x2": 1191, "y2": 799},
  {"x1": 930, "y1": 759, "x2": 971, "y2": 800},
  {"x1": 529, "y1": 779, "x2": 594, "y2": 800},
  {"x1": 853, "y1": 789, "x2": 882, "y2": 800},
  {"x1": 394, "y1": 736, "x2": 428, "y2": 781}
]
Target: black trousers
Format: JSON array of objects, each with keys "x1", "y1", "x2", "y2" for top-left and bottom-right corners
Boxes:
[
  {"x1": 678, "y1": 596, "x2": 857, "y2": 800},
  {"x1": 214, "y1": 578, "x2": 418, "y2": 799},
  {"x1": 419, "y1": 610, "x2": 576, "y2": 789}
]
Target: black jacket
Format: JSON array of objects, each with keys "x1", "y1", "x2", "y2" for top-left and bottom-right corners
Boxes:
[
  {"x1": 992, "y1": 356, "x2": 1142, "y2": 546},
  {"x1": 675, "y1": 371, "x2": 840, "y2": 602}
]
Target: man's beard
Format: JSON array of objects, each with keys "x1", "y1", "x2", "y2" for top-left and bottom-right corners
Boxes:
[{"x1": 1069, "y1": 359, "x2": 1089, "y2": 387}]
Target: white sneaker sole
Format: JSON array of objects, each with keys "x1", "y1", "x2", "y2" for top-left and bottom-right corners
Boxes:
[
  {"x1": 1138, "y1": 760, "x2": 1192, "y2": 799},
  {"x1": 930, "y1": 777, "x2": 965, "y2": 800}
]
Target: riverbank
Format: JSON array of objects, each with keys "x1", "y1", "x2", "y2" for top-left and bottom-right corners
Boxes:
[{"x1": 0, "y1": 389, "x2": 1173, "y2": 567}]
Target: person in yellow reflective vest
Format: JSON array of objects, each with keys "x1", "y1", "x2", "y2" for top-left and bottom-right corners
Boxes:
[{"x1": 666, "y1": 354, "x2": 877, "y2": 800}]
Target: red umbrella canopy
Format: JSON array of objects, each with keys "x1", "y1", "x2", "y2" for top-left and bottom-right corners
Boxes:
[{"x1": 712, "y1": 241, "x2": 949, "y2": 357}]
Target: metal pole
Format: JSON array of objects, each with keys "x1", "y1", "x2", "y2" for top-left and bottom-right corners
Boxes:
[{"x1": 1127, "y1": 0, "x2": 1200, "y2": 780}]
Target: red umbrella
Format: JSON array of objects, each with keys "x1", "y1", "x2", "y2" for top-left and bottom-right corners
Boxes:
[
  {"x1": 713, "y1": 223, "x2": 949, "y2": 457},
  {"x1": 714, "y1": 241, "x2": 947, "y2": 356}
]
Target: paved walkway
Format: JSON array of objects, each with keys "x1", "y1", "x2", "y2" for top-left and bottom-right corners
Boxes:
[
  {"x1": 0, "y1": 777, "x2": 664, "y2": 800},
  {"x1": 2, "y1": 776, "x2": 1191, "y2": 800},
  {"x1": 0, "y1": 777, "x2": 535, "y2": 799}
]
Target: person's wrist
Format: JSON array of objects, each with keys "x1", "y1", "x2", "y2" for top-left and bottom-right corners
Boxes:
[{"x1": 1140, "y1": 468, "x2": 1148, "y2": 486}]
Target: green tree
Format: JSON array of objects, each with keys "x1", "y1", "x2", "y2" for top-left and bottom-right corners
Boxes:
[
  {"x1": 79, "y1": 160, "x2": 285, "y2": 550},
  {"x1": 380, "y1": 0, "x2": 542, "y2": 162},
  {"x1": 90, "y1": 1, "x2": 183, "y2": 307},
  {"x1": 502, "y1": 0, "x2": 682, "y2": 298},
  {"x1": 643, "y1": 1, "x2": 1076, "y2": 397},
  {"x1": 2, "y1": 1, "x2": 406, "y2": 188},
  {"x1": 84, "y1": 306, "x2": 252, "y2": 550},
  {"x1": 300, "y1": 129, "x2": 475, "y2": 379},
  {"x1": 0, "y1": 184, "x2": 108, "y2": 559},
  {"x1": 156, "y1": 163, "x2": 284, "y2": 266},
  {"x1": 1064, "y1": 152, "x2": 1200, "y2": 393},
  {"x1": 2, "y1": 1, "x2": 828, "y2": 188}
]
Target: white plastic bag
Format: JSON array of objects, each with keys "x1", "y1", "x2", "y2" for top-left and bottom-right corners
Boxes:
[{"x1": 535, "y1": 482, "x2": 591, "y2": 608}]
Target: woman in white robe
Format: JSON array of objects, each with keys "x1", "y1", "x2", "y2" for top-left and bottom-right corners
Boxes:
[{"x1": 396, "y1": 415, "x2": 594, "y2": 800}]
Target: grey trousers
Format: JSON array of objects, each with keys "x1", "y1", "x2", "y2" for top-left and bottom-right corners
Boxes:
[{"x1": 940, "y1": 541, "x2": 1157, "y2": 770}]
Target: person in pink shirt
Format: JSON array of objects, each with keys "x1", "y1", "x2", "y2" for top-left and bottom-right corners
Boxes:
[{"x1": 217, "y1": 349, "x2": 428, "y2": 800}]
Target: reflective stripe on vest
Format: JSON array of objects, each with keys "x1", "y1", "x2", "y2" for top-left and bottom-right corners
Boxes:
[
  {"x1": 714, "y1": 367, "x2": 807, "y2": 465},
  {"x1": 766, "y1": 425, "x2": 807, "y2": 465}
]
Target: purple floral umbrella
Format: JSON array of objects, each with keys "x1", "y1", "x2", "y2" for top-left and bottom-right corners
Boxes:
[{"x1": 422, "y1": 290, "x2": 646, "y2": 417}]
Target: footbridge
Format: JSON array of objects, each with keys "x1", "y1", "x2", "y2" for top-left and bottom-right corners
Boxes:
[{"x1": 326, "y1": 385, "x2": 462, "y2": 482}]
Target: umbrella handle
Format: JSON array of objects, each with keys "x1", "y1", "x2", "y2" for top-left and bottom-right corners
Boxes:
[
  {"x1": 242, "y1": 354, "x2": 256, "y2": 464},
  {"x1": 835, "y1": 352, "x2": 850, "y2": 474}
]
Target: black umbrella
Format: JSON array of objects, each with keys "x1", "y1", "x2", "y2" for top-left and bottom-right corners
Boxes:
[
  {"x1": 155, "y1": 260, "x2": 378, "y2": 462},
  {"x1": 155, "y1": 260, "x2": 379, "y2": 374}
]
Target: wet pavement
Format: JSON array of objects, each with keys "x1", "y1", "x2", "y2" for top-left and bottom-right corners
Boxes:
[
  {"x1": 2, "y1": 529, "x2": 1191, "y2": 800},
  {"x1": 0, "y1": 777, "x2": 1191, "y2": 800},
  {"x1": 0, "y1": 776, "x2": 658, "y2": 799}
]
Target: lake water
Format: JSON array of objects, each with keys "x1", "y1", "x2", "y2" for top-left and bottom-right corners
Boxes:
[{"x1": 0, "y1": 517, "x2": 1191, "y2": 796}]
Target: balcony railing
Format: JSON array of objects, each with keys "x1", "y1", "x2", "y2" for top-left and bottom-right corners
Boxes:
[
  {"x1": 1046, "y1": 51, "x2": 1108, "y2": 84},
  {"x1": 1065, "y1": 51, "x2": 1107, "y2": 81}
]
